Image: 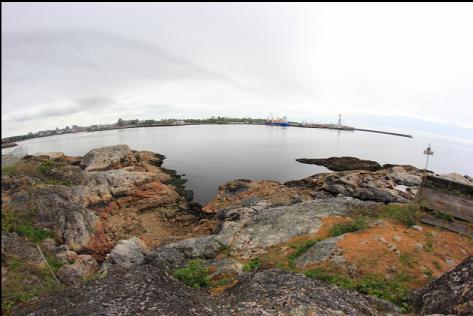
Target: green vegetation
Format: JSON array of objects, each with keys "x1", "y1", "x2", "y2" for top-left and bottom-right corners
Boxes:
[
  {"x1": 399, "y1": 253, "x2": 415, "y2": 268},
  {"x1": 16, "y1": 223, "x2": 51, "y2": 243},
  {"x1": 2, "y1": 160, "x2": 72, "y2": 186},
  {"x1": 2, "y1": 252, "x2": 62, "y2": 314},
  {"x1": 173, "y1": 259, "x2": 210, "y2": 288},
  {"x1": 329, "y1": 217, "x2": 368, "y2": 236},
  {"x1": 1, "y1": 206, "x2": 50, "y2": 243},
  {"x1": 287, "y1": 239, "x2": 318, "y2": 267},
  {"x1": 423, "y1": 269, "x2": 434, "y2": 281},
  {"x1": 433, "y1": 211, "x2": 455, "y2": 222},
  {"x1": 425, "y1": 233, "x2": 434, "y2": 252},
  {"x1": 379, "y1": 203, "x2": 423, "y2": 227},
  {"x1": 432, "y1": 260, "x2": 442, "y2": 271},
  {"x1": 2, "y1": 165, "x2": 18, "y2": 176},
  {"x1": 210, "y1": 276, "x2": 233, "y2": 287},
  {"x1": 353, "y1": 202, "x2": 424, "y2": 227},
  {"x1": 304, "y1": 268, "x2": 411, "y2": 312},
  {"x1": 243, "y1": 258, "x2": 260, "y2": 272},
  {"x1": 37, "y1": 160, "x2": 54, "y2": 175}
]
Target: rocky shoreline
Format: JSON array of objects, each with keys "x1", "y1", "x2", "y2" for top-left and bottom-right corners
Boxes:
[{"x1": 2, "y1": 146, "x2": 472, "y2": 315}]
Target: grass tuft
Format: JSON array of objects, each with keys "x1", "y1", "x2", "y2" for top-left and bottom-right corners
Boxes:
[
  {"x1": 243, "y1": 258, "x2": 260, "y2": 272},
  {"x1": 173, "y1": 259, "x2": 210, "y2": 288},
  {"x1": 329, "y1": 217, "x2": 368, "y2": 236}
]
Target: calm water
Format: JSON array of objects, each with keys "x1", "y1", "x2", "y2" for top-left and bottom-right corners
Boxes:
[{"x1": 4, "y1": 125, "x2": 473, "y2": 203}]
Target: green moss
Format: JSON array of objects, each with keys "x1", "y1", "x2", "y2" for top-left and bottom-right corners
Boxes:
[
  {"x1": 16, "y1": 223, "x2": 51, "y2": 243},
  {"x1": 329, "y1": 217, "x2": 368, "y2": 237},
  {"x1": 243, "y1": 258, "x2": 260, "y2": 272},
  {"x1": 304, "y1": 268, "x2": 411, "y2": 312},
  {"x1": 433, "y1": 211, "x2": 455, "y2": 222},
  {"x1": 287, "y1": 239, "x2": 318, "y2": 268},
  {"x1": 37, "y1": 160, "x2": 54, "y2": 175},
  {"x1": 173, "y1": 259, "x2": 210, "y2": 288},
  {"x1": 399, "y1": 253, "x2": 415, "y2": 268},
  {"x1": 432, "y1": 260, "x2": 442, "y2": 270},
  {"x1": 380, "y1": 203, "x2": 422, "y2": 227},
  {"x1": 2, "y1": 165, "x2": 18, "y2": 176},
  {"x1": 424, "y1": 232, "x2": 434, "y2": 252},
  {"x1": 2, "y1": 254, "x2": 62, "y2": 314}
]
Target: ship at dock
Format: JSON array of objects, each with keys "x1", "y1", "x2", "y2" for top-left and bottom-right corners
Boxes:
[{"x1": 264, "y1": 115, "x2": 289, "y2": 127}]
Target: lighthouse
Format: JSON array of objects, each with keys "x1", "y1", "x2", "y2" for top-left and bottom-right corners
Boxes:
[{"x1": 338, "y1": 114, "x2": 341, "y2": 128}]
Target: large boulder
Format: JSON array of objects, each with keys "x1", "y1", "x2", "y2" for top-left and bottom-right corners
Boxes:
[
  {"x1": 109, "y1": 237, "x2": 149, "y2": 268},
  {"x1": 144, "y1": 247, "x2": 186, "y2": 271},
  {"x1": 80, "y1": 145, "x2": 134, "y2": 171},
  {"x1": 161, "y1": 235, "x2": 224, "y2": 259},
  {"x1": 56, "y1": 254, "x2": 99, "y2": 284},
  {"x1": 411, "y1": 255, "x2": 473, "y2": 316},
  {"x1": 8, "y1": 187, "x2": 107, "y2": 253},
  {"x1": 295, "y1": 236, "x2": 344, "y2": 268}
]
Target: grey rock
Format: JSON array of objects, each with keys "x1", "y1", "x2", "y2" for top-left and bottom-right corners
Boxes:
[
  {"x1": 56, "y1": 255, "x2": 98, "y2": 284},
  {"x1": 55, "y1": 250, "x2": 78, "y2": 264},
  {"x1": 9, "y1": 187, "x2": 100, "y2": 252},
  {"x1": 17, "y1": 266, "x2": 401, "y2": 316},
  {"x1": 411, "y1": 255, "x2": 473, "y2": 316},
  {"x1": 214, "y1": 198, "x2": 360, "y2": 259},
  {"x1": 42, "y1": 238, "x2": 57, "y2": 252},
  {"x1": 295, "y1": 236, "x2": 343, "y2": 268},
  {"x1": 389, "y1": 167, "x2": 422, "y2": 186},
  {"x1": 209, "y1": 257, "x2": 243, "y2": 277},
  {"x1": 162, "y1": 235, "x2": 224, "y2": 259},
  {"x1": 144, "y1": 247, "x2": 186, "y2": 271},
  {"x1": 80, "y1": 145, "x2": 133, "y2": 171},
  {"x1": 110, "y1": 237, "x2": 149, "y2": 268},
  {"x1": 223, "y1": 269, "x2": 401, "y2": 315},
  {"x1": 53, "y1": 244, "x2": 69, "y2": 254}
]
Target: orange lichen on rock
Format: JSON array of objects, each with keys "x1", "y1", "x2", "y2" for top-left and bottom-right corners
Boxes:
[{"x1": 337, "y1": 220, "x2": 473, "y2": 286}]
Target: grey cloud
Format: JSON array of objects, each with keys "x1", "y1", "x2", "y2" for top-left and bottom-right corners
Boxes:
[{"x1": 9, "y1": 96, "x2": 114, "y2": 122}]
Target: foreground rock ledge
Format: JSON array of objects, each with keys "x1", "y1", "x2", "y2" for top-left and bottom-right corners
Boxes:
[{"x1": 15, "y1": 265, "x2": 401, "y2": 316}]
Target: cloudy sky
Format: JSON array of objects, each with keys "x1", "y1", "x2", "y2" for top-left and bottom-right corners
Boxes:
[{"x1": 2, "y1": 3, "x2": 473, "y2": 137}]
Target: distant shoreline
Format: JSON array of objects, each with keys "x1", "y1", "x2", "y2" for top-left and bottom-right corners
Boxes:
[{"x1": 3, "y1": 122, "x2": 413, "y2": 144}]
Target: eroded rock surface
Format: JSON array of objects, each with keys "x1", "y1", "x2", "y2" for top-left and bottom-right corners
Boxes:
[
  {"x1": 109, "y1": 237, "x2": 149, "y2": 268},
  {"x1": 16, "y1": 265, "x2": 401, "y2": 316},
  {"x1": 411, "y1": 255, "x2": 473, "y2": 316},
  {"x1": 2, "y1": 146, "x2": 213, "y2": 260}
]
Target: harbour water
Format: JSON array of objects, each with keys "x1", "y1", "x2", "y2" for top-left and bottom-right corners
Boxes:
[{"x1": 3, "y1": 125, "x2": 472, "y2": 203}]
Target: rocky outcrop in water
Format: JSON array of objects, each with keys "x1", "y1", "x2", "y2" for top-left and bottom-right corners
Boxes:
[{"x1": 296, "y1": 156, "x2": 383, "y2": 171}]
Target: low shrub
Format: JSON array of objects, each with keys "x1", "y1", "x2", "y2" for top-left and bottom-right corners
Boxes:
[
  {"x1": 287, "y1": 239, "x2": 318, "y2": 267},
  {"x1": 381, "y1": 203, "x2": 422, "y2": 227},
  {"x1": 304, "y1": 268, "x2": 411, "y2": 312},
  {"x1": 329, "y1": 217, "x2": 368, "y2": 236},
  {"x1": 16, "y1": 223, "x2": 51, "y2": 243},
  {"x1": 243, "y1": 258, "x2": 260, "y2": 272},
  {"x1": 173, "y1": 259, "x2": 210, "y2": 288}
]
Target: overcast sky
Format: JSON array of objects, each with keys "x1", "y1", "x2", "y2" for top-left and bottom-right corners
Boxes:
[{"x1": 2, "y1": 3, "x2": 473, "y2": 137}]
